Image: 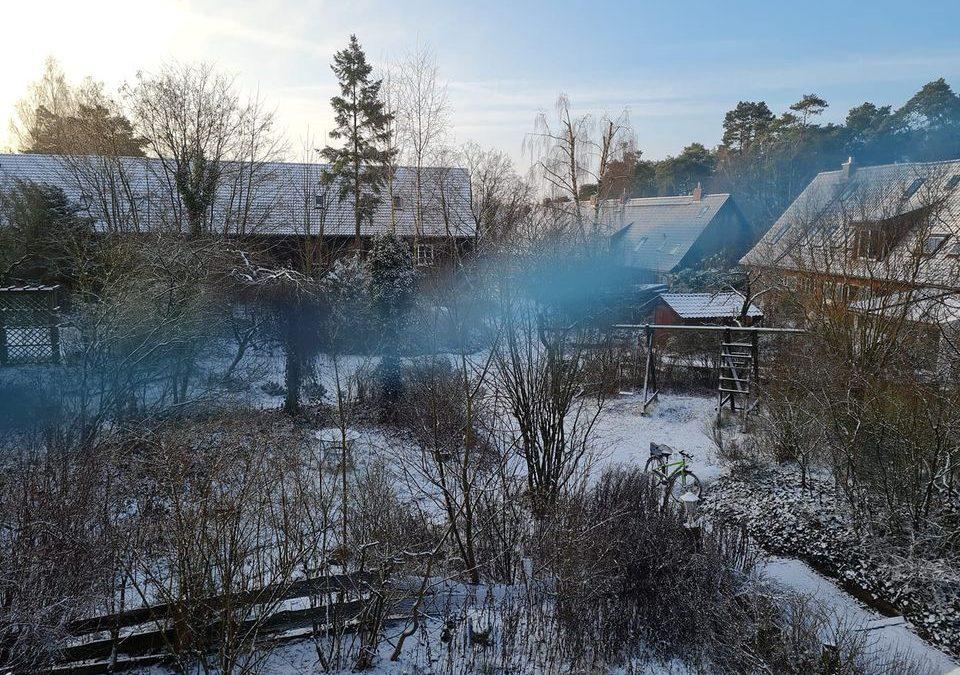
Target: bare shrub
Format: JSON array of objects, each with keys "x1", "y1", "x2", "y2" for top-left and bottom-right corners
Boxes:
[
  {"x1": 539, "y1": 467, "x2": 756, "y2": 667},
  {"x1": 126, "y1": 413, "x2": 315, "y2": 675},
  {"x1": 0, "y1": 436, "x2": 109, "y2": 671},
  {"x1": 493, "y1": 314, "x2": 605, "y2": 517}
]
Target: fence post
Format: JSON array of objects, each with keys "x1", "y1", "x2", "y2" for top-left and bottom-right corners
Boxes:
[
  {"x1": 49, "y1": 288, "x2": 61, "y2": 364},
  {"x1": 0, "y1": 298, "x2": 7, "y2": 366}
]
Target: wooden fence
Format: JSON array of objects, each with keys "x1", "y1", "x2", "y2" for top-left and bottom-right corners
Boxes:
[{"x1": 42, "y1": 571, "x2": 379, "y2": 674}]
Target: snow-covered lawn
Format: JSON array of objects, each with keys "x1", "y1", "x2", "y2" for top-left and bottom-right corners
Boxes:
[{"x1": 593, "y1": 392, "x2": 724, "y2": 484}]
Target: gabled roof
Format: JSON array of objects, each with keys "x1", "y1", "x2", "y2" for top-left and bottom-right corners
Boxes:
[
  {"x1": 740, "y1": 158, "x2": 960, "y2": 289},
  {"x1": 0, "y1": 153, "x2": 474, "y2": 238},
  {"x1": 590, "y1": 193, "x2": 732, "y2": 273},
  {"x1": 658, "y1": 291, "x2": 762, "y2": 320}
]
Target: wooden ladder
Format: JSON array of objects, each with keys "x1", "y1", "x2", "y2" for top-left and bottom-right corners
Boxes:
[{"x1": 717, "y1": 329, "x2": 758, "y2": 420}]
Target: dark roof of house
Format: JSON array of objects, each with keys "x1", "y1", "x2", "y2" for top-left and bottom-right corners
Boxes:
[
  {"x1": 740, "y1": 158, "x2": 960, "y2": 289},
  {"x1": 0, "y1": 153, "x2": 474, "y2": 238},
  {"x1": 658, "y1": 291, "x2": 762, "y2": 320},
  {"x1": 590, "y1": 193, "x2": 732, "y2": 273}
]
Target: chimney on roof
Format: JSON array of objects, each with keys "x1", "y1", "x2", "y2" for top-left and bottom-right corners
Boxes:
[
  {"x1": 692, "y1": 182, "x2": 703, "y2": 202},
  {"x1": 841, "y1": 156, "x2": 856, "y2": 178}
]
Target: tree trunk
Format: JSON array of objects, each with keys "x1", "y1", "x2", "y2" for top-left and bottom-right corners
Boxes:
[{"x1": 283, "y1": 313, "x2": 302, "y2": 415}]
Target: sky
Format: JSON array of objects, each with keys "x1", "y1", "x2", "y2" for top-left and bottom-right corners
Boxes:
[{"x1": 2, "y1": 0, "x2": 960, "y2": 167}]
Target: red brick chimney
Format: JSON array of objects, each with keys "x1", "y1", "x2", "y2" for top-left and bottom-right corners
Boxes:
[{"x1": 692, "y1": 182, "x2": 703, "y2": 202}]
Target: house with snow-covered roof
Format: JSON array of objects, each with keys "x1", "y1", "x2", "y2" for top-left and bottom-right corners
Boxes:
[
  {"x1": 651, "y1": 291, "x2": 763, "y2": 327},
  {"x1": 588, "y1": 184, "x2": 754, "y2": 283},
  {"x1": 741, "y1": 157, "x2": 960, "y2": 375},
  {"x1": 741, "y1": 157, "x2": 960, "y2": 303},
  {"x1": 0, "y1": 153, "x2": 474, "y2": 270}
]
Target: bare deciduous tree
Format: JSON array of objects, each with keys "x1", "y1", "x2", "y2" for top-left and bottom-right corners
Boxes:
[{"x1": 396, "y1": 45, "x2": 450, "y2": 239}]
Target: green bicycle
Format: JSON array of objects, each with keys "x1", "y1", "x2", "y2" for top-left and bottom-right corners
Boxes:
[{"x1": 644, "y1": 442, "x2": 702, "y2": 503}]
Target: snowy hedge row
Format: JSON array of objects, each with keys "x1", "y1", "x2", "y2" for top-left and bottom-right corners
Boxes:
[{"x1": 702, "y1": 467, "x2": 960, "y2": 657}]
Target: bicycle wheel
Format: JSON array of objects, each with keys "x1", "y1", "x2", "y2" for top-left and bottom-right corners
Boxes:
[
  {"x1": 643, "y1": 455, "x2": 667, "y2": 477},
  {"x1": 668, "y1": 469, "x2": 702, "y2": 502}
]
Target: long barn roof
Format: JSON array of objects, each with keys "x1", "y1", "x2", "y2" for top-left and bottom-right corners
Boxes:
[{"x1": 0, "y1": 153, "x2": 474, "y2": 238}]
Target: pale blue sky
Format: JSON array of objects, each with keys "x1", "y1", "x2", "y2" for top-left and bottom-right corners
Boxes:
[{"x1": 2, "y1": 0, "x2": 959, "y2": 164}]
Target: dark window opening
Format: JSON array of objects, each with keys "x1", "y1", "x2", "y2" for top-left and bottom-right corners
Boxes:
[
  {"x1": 923, "y1": 234, "x2": 950, "y2": 256},
  {"x1": 903, "y1": 178, "x2": 924, "y2": 201}
]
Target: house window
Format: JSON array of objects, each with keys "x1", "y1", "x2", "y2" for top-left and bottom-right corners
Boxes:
[
  {"x1": 852, "y1": 223, "x2": 886, "y2": 260},
  {"x1": 393, "y1": 195, "x2": 403, "y2": 210},
  {"x1": 416, "y1": 244, "x2": 435, "y2": 267},
  {"x1": 903, "y1": 178, "x2": 924, "y2": 201},
  {"x1": 947, "y1": 175, "x2": 960, "y2": 191},
  {"x1": 922, "y1": 234, "x2": 949, "y2": 255},
  {"x1": 314, "y1": 194, "x2": 325, "y2": 209}
]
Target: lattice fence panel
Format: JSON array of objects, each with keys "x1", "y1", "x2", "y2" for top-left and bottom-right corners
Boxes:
[{"x1": 0, "y1": 289, "x2": 60, "y2": 365}]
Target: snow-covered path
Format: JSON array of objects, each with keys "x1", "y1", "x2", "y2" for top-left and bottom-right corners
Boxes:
[
  {"x1": 597, "y1": 393, "x2": 960, "y2": 673},
  {"x1": 762, "y1": 557, "x2": 960, "y2": 674}
]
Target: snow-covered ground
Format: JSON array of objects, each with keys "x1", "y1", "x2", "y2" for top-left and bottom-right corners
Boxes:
[
  {"x1": 762, "y1": 557, "x2": 960, "y2": 674},
  {"x1": 593, "y1": 393, "x2": 724, "y2": 484},
  {"x1": 122, "y1": 345, "x2": 960, "y2": 674},
  {"x1": 596, "y1": 392, "x2": 959, "y2": 673}
]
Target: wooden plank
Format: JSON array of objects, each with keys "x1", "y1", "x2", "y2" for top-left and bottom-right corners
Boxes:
[
  {"x1": 642, "y1": 389, "x2": 659, "y2": 413},
  {"x1": 612, "y1": 324, "x2": 805, "y2": 334},
  {"x1": 640, "y1": 327, "x2": 653, "y2": 414},
  {"x1": 68, "y1": 573, "x2": 374, "y2": 635}
]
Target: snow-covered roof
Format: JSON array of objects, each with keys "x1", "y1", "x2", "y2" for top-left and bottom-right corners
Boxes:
[
  {"x1": 658, "y1": 291, "x2": 762, "y2": 320},
  {"x1": 849, "y1": 288, "x2": 960, "y2": 325},
  {"x1": 588, "y1": 193, "x2": 734, "y2": 273},
  {"x1": 0, "y1": 153, "x2": 474, "y2": 239},
  {"x1": 741, "y1": 158, "x2": 960, "y2": 290}
]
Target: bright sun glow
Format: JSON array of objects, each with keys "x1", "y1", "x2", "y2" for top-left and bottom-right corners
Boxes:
[{"x1": 0, "y1": 0, "x2": 189, "y2": 149}]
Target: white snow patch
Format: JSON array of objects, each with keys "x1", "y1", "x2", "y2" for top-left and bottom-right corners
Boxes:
[
  {"x1": 761, "y1": 556, "x2": 960, "y2": 674},
  {"x1": 593, "y1": 393, "x2": 723, "y2": 484}
]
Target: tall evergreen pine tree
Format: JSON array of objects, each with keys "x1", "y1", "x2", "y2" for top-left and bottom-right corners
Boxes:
[{"x1": 322, "y1": 35, "x2": 396, "y2": 251}]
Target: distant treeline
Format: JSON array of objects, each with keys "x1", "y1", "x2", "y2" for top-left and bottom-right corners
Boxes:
[{"x1": 582, "y1": 79, "x2": 960, "y2": 235}]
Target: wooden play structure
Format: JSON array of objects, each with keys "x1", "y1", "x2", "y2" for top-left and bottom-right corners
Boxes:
[{"x1": 612, "y1": 323, "x2": 805, "y2": 420}]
